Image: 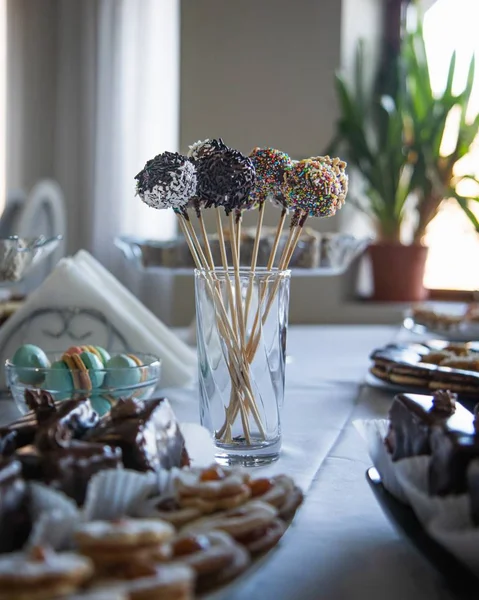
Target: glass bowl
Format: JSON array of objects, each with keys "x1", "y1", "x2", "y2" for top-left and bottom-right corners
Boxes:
[
  {"x1": 0, "y1": 235, "x2": 63, "y2": 284},
  {"x1": 5, "y1": 351, "x2": 161, "y2": 415}
]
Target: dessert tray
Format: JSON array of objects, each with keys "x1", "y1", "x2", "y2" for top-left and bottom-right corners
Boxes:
[
  {"x1": 356, "y1": 391, "x2": 479, "y2": 592},
  {"x1": 116, "y1": 232, "x2": 370, "y2": 277},
  {"x1": 369, "y1": 340, "x2": 479, "y2": 398},
  {"x1": 404, "y1": 304, "x2": 479, "y2": 342},
  {"x1": 0, "y1": 392, "x2": 303, "y2": 599},
  {"x1": 366, "y1": 468, "x2": 476, "y2": 595}
]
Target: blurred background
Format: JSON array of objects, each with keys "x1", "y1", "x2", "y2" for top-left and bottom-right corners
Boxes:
[{"x1": 0, "y1": 0, "x2": 478, "y2": 326}]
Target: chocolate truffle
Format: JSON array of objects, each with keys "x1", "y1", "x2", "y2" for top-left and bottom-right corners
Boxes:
[{"x1": 85, "y1": 397, "x2": 188, "y2": 472}]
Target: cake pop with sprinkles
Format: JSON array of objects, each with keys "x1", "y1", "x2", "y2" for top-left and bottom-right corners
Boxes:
[
  {"x1": 249, "y1": 147, "x2": 293, "y2": 210},
  {"x1": 307, "y1": 155, "x2": 348, "y2": 209},
  {"x1": 282, "y1": 158, "x2": 346, "y2": 218},
  {"x1": 135, "y1": 151, "x2": 197, "y2": 211},
  {"x1": 195, "y1": 141, "x2": 256, "y2": 215}
]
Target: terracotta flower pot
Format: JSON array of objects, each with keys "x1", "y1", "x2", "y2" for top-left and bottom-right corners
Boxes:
[{"x1": 368, "y1": 243, "x2": 428, "y2": 302}]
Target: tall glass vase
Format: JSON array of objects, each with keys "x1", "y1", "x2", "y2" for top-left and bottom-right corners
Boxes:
[{"x1": 195, "y1": 268, "x2": 290, "y2": 466}]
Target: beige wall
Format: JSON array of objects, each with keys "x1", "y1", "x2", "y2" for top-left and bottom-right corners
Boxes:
[{"x1": 180, "y1": 0, "x2": 344, "y2": 235}]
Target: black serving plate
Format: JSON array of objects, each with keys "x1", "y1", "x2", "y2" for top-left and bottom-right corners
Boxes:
[{"x1": 366, "y1": 467, "x2": 477, "y2": 596}]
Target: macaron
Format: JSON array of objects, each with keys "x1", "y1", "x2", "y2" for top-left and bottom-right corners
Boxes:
[
  {"x1": 62, "y1": 351, "x2": 105, "y2": 391},
  {"x1": 104, "y1": 354, "x2": 143, "y2": 389},
  {"x1": 89, "y1": 395, "x2": 112, "y2": 416},
  {"x1": 80, "y1": 345, "x2": 110, "y2": 366},
  {"x1": 44, "y1": 360, "x2": 73, "y2": 396},
  {"x1": 11, "y1": 344, "x2": 50, "y2": 385}
]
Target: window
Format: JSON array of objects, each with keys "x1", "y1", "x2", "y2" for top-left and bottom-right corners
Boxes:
[{"x1": 422, "y1": 0, "x2": 479, "y2": 291}]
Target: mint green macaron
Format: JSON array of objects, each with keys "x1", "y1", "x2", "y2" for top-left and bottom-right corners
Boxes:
[{"x1": 11, "y1": 344, "x2": 50, "y2": 385}]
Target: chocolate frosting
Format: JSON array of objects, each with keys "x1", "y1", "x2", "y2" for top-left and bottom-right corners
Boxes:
[{"x1": 86, "y1": 397, "x2": 187, "y2": 472}]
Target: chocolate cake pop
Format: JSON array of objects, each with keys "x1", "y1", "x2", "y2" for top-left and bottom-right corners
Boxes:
[
  {"x1": 282, "y1": 159, "x2": 346, "y2": 218},
  {"x1": 194, "y1": 142, "x2": 256, "y2": 215},
  {"x1": 249, "y1": 147, "x2": 292, "y2": 210},
  {"x1": 135, "y1": 152, "x2": 197, "y2": 210}
]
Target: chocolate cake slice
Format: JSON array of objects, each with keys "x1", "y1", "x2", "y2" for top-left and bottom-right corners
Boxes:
[
  {"x1": 385, "y1": 391, "x2": 474, "y2": 461},
  {"x1": 0, "y1": 458, "x2": 31, "y2": 553},
  {"x1": 86, "y1": 397, "x2": 188, "y2": 472},
  {"x1": 429, "y1": 426, "x2": 479, "y2": 496}
]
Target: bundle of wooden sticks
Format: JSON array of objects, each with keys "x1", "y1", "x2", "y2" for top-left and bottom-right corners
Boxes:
[{"x1": 135, "y1": 140, "x2": 348, "y2": 443}]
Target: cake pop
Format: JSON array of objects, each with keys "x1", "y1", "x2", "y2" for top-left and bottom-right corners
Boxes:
[
  {"x1": 248, "y1": 147, "x2": 292, "y2": 209},
  {"x1": 135, "y1": 151, "x2": 197, "y2": 210},
  {"x1": 195, "y1": 143, "x2": 256, "y2": 215},
  {"x1": 282, "y1": 159, "x2": 345, "y2": 218},
  {"x1": 307, "y1": 155, "x2": 348, "y2": 209}
]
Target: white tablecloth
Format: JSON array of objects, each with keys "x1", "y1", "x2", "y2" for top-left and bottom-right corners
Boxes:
[{"x1": 0, "y1": 325, "x2": 458, "y2": 599}]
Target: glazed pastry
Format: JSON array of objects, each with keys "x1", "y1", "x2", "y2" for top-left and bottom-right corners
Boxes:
[
  {"x1": 85, "y1": 398, "x2": 188, "y2": 472},
  {"x1": 175, "y1": 464, "x2": 251, "y2": 514},
  {"x1": 0, "y1": 546, "x2": 93, "y2": 600},
  {"x1": 0, "y1": 458, "x2": 31, "y2": 553},
  {"x1": 75, "y1": 519, "x2": 175, "y2": 569},
  {"x1": 138, "y1": 496, "x2": 203, "y2": 528},
  {"x1": 385, "y1": 391, "x2": 474, "y2": 461}
]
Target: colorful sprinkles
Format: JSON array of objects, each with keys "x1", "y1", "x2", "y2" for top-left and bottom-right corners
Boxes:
[{"x1": 282, "y1": 158, "x2": 347, "y2": 218}]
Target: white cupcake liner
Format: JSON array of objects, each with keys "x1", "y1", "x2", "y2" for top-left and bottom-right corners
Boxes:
[
  {"x1": 82, "y1": 469, "x2": 157, "y2": 521},
  {"x1": 179, "y1": 422, "x2": 216, "y2": 467},
  {"x1": 428, "y1": 504, "x2": 479, "y2": 575},
  {"x1": 27, "y1": 483, "x2": 81, "y2": 550},
  {"x1": 353, "y1": 419, "x2": 408, "y2": 503},
  {"x1": 394, "y1": 457, "x2": 468, "y2": 527}
]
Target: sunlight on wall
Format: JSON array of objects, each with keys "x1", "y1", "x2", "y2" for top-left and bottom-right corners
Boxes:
[{"x1": 423, "y1": 0, "x2": 479, "y2": 290}]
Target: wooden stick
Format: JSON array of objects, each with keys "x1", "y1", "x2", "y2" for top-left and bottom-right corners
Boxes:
[
  {"x1": 197, "y1": 209, "x2": 215, "y2": 270},
  {"x1": 267, "y1": 208, "x2": 287, "y2": 270},
  {"x1": 243, "y1": 201, "x2": 265, "y2": 332},
  {"x1": 229, "y1": 211, "x2": 246, "y2": 347},
  {"x1": 178, "y1": 211, "x2": 265, "y2": 442},
  {"x1": 247, "y1": 213, "x2": 308, "y2": 363},
  {"x1": 235, "y1": 210, "x2": 242, "y2": 266}
]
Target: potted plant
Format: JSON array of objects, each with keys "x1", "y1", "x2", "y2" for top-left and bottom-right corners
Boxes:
[{"x1": 331, "y1": 18, "x2": 479, "y2": 301}]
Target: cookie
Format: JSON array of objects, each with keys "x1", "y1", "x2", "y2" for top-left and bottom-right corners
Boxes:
[
  {"x1": 182, "y1": 500, "x2": 282, "y2": 553},
  {"x1": 277, "y1": 485, "x2": 304, "y2": 521},
  {"x1": 167, "y1": 531, "x2": 243, "y2": 576},
  {"x1": 66, "y1": 589, "x2": 127, "y2": 600},
  {"x1": 235, "y1": 516, "x2": 286, "y2": 554},
  {"x1": 109, "y1": 562, "x2": 195, "y2": 600},
  {"x1": 369, "y1": 366, "x2": 390, "y2": 381},
  {"x1": 75, "y1": 519, "x2": 175, "y2": 566},
  {"x1": 0, "y1": 547, "x2": 93, "y2": 600},
  {"x1": 176, "y1": 465, "x2": 251, "y2": 514},
  {"x1": 247, "y1": 475, "x2": 297, "y2": 510},
  {"x1": 138, "y1": 496, "x2": 203, "y2": 528}
]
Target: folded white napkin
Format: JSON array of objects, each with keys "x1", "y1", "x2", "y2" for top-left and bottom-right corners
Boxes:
[{"x1": 0, "y1": 251, "x2": 197, "y2": 388}]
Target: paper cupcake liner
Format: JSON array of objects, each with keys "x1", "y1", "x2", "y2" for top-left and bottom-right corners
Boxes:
[
  {"x1": 27, "y1": 483, "x2": 81, "y2": 550},
  {"x1": 179, "y1": 422, "x2": 216, "y2": 468},
  {"x1": 82, "y1": 468, "x2": 157, "y2": 521},
  {"x1": 353, "y1": 419, "x2": 408, "y2": 503},
  {"x1": 394, "y1": 457, "x2": 468, "y2": 527},
  {"x1": 428, "y1": 504, "x2": 479, "y2": 575}
]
